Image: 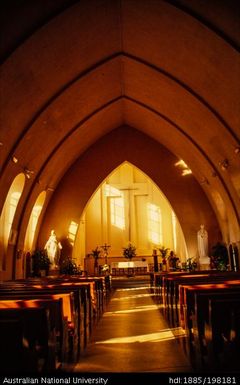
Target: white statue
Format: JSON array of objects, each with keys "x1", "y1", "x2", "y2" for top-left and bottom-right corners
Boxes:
[
  {"x1": 197, "y1": 224, "x2": 208, "y2": 257},
  {"x1": 44, "y1": 230, "x2": 62, "y2": 269},
  {"x1": 197, "y1": 224, "x2": 209, "y2": 269}
]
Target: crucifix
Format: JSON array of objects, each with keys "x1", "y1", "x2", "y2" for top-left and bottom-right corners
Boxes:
[
  {"x1": 105, "y1": 180, "x2": 149, "y2": 246},
  {"x1": 101, "y1": 243, "x2": 111, "y2": 264}
]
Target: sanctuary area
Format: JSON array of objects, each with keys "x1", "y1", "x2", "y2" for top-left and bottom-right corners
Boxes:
[{"x1": 0, "y1": 0, "x2": 240, "y2": 377}]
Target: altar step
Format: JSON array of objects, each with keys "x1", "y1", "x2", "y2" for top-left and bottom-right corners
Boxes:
[{"x1": 111, "y1": 275, "x2": 151, "y2": 288}]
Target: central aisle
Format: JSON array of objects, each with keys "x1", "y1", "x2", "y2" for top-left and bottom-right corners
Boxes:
[{"x1": 73, "y1": 282, "x2": 192, "y2": 373}]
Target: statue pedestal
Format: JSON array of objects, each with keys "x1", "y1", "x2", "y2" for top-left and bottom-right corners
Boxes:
[{"x1": 199, "y1": 256, "x2": 210, "y2": 270}]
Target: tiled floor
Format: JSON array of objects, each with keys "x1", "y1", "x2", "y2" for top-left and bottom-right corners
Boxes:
[{"x1": 72, "y1": 280, "x2": 192, "y2": 373}]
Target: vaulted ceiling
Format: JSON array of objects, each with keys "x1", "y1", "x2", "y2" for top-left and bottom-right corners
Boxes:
[{"x1": 0, "y1": 0, "x2": 240, "y2": 241}]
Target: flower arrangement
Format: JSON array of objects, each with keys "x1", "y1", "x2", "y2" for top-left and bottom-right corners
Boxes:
[
  {"x1": 123, "y1": 243, "x2": 137, "y2": 260},
  {"x1": 101, "y1": 264, "x2": 109, "y2": 272},
  {"x1": 60, "y1": 256, "x2": 81, "y2": 275},
  {"x1": 91, "y1": 246, "x2": 102, "y2": 267},
  {"x1": 186, "y1": 257, "x2": 198, "y2": 271},
  {"x1": 32, "y1": 249, "x2": 51, "y2": 274},
  {"x1": 211, "y1": 242, "x2": 229, "y2": 271},
  {"x1": 91, "y1": 246, "x2": 101, "y2": 259}
]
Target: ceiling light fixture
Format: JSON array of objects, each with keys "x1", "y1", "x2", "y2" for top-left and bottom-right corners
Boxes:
[
  {"x1": 24, "y1": 168, "x2": 34, "y2": 179},
  {"x1": 181, "y1": 169, "x2": 192, "y2": 176},
  {"x1": 175, "y1": 159, "x2": 192, "y2": 176},
  {"x1": 12, "y1": 156, "x2": 18, "y2": 163},
  {"x1": 175, "y1": 159, "x2": 188, "y2": 168},
  {"x1": 219, "y1": 159, "x2": 229, "y2": 171},
  {"x1": 234, "y1": 147, "x2": 240, "y2": 155}
]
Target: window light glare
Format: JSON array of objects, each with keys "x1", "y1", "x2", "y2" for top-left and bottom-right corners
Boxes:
[
  {"x1": 175, "y1": 159, "x2": 188, "y2": 168},
  {"x1": 68, "y1": 221, "x2": 78, "y2": 235},
  {"x1": 175, "y1": 159, "x2": 192, "y2": 176},
  {"x1": 68, "y1": 221, "x2": 78, "y2": 244},
  {"x1": 105, "y1": 184, "x2": 125, "y2": 229},
  {"x1": 147, "y1": 203, "x2": 162, "y2": 245},
  {"x1": 182, "y1": 169, "x2": 192, "y2": 176},
  {"x1": 12, "y1": 156, "x2": 18, "y2": 163},
  {"x1": 105, "y1": 185, "x2": 121, "y2": 197}
]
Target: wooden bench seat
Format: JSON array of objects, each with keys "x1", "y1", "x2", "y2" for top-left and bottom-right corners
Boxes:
[
  {"x1": 0, "y1": 318, "x2": 39, "y2": 373},
  {"x1": 0, "y1": 282, "x2": 93, "y2": 356},
  {"x1": 150, "y1": 271, "x2": 240, "y2": 371},
  {"x1": 179, "y1": 280, "x2": 240, "y2": 331},
  {"x1": 206, "y1": 297, "x2": 240, "y2": 368},
  {"x1": 0, "y1": 290, "x2": 76, "y2": 362},
  {"x1": 0, "y1": 296, "x2": 68, "y2": 364},
  {"x1": 164, "y1": 275, "x2": 240, "y2": 326},
  {"x1": 178, "y1": 283, "x2": 240, "y2": 370},
  {"x1": 0, "y1": 275, "x2": 111, "y2": 367},
  {"x1": 0, "y1": 306, "x2": 53, "y2": 372}
]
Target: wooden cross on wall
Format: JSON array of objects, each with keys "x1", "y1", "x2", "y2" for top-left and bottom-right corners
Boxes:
[{"x1": 119, "y1": 185, "x2": 148, "y2": 243}]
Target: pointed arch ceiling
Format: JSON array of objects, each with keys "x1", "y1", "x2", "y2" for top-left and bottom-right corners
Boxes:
[{"x1": 0, "y1": 0, "x2": 240, "y2": 233}]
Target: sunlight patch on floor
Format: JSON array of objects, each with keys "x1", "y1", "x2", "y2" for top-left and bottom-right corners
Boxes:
[
  {"x1": 112, "y1": 293, "x2": 157, "y2": 300},
  {"x1": 103, "y1": 304, "x2": 162, "y2": 316},
  {"x1": 116, "y1": 286, "x2": 150, "y2": 291},
  {"x1": 95, "y1": 328, "x2": 186, "y2": 344}
]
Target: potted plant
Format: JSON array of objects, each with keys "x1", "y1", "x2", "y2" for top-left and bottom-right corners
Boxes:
[
  {"x1": 158, "y1": 246, "x2": 170, "y2": 271},
  {"x1": 186, "y1": 257, "x2": 198, "y2": 271},
  {"x1": 59, "y1": 256, "x2": 81, "y2": 275},
  {"x1": 91, "y1": 246, "x2": 101, "y2": 274},
  {"x1": 123, "y1": 243, "x2": 137, "y2": 260},
  {"x1": 211, "y1": 242, "x2": 229, "y2": 271},
  {"x1": 32, "y1": 249, "x2": 51, "y2": 276}
]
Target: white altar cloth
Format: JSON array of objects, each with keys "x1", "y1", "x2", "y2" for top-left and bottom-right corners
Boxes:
[{"x1": 111, "y1": 260, "x2": 148, "y2": 270}]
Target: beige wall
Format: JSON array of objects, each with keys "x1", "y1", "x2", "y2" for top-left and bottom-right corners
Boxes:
[{"x1": 79, "y1": 162, "x2": 188, "y2": 266}]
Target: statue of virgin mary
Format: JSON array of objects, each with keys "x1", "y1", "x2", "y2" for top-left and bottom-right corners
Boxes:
[
  {"x1": 197, "y1": 225, "x2": 210, "y2": 269},
  {"x1": 44, "y1": 230, "x2": 62, "y2": 269}
]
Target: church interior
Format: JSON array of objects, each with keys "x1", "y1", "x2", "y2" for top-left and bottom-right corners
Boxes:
[{"x1": 0, "y1": 0, "x2": 240, "y2": 377}]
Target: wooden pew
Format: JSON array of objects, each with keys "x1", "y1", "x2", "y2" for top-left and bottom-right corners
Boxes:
[
  {"x1": 179, "y1": 280, "x2": 240, "y2": 331},
  {"x1": 0, "y1": 280, "x2": 94, "y2": 356},
  {"x1": 161, "y1": 273, "x2": 240, "y2": 326},
  {"x1": 0, "y1": 275, "x2": 110, "y2": 364},
  {"x1": 151, "y1": 270, "x2": 214, "y2": 303},
  {"x1": 163, "y1": 271, "x2": 240, "y2": 307},
  {"x1": 0, "y1": 306, "x2": 53, "y2": 372},
  {"x1": 0, "y1": 290, "x2": 76, "y2": 362},
  {"x1": 151, "y1": 272, "x2": 240, "y2": 371},
  {"x1": 178, "y1": 282, "x2": 240, "y2": 369},
  {"x1": 0, "y1": 318, "x2": 39, "y2": 373},
  {"x1": 206, "y1": 296, "x2": 240, "y2": 369},
  {"x1": 0, "y1": 296, "x2": 68, "y2": 365}
]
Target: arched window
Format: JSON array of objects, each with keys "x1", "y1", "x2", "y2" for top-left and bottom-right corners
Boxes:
[
  {"x1": 147, "y1": 203, "x2": 163, "y2": 245},
  {"x1": 105, "y1": 185, "x2": 125, "y2": 230},
  {"x1": 24, "y1": 191, "x2": 46, "y2": 252},
  {"x1": 0, "y1": 173, "x2": 25, "y2": 270}
]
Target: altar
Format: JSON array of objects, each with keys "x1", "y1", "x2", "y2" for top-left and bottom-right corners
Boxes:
[{"x1": 111, "y1": 260, "x2": 149, "y2": 275}]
